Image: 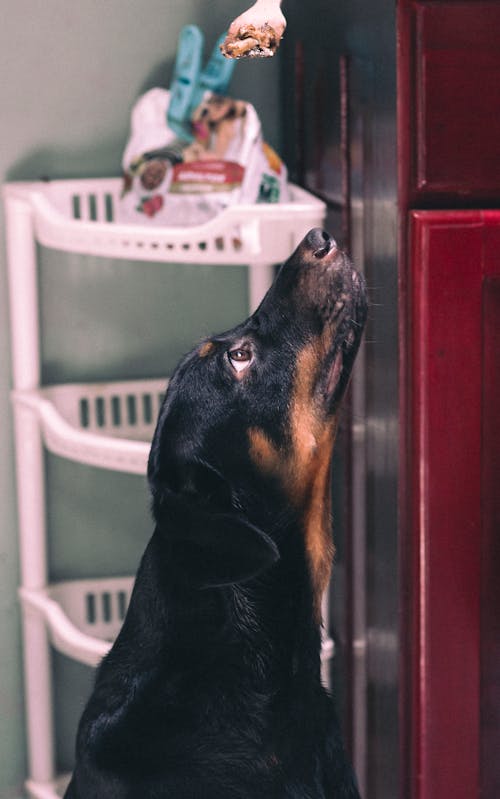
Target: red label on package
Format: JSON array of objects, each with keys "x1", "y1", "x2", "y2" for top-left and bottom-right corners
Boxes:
[{"x1": 170, "y1": 160, "x2": 245, "y2": 193}]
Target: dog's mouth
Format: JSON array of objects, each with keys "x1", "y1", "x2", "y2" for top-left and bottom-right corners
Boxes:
[
  {"x1": 322, "y1": 263, "x2": 366, "y2": 408},
  {"x1": 288, "y1": 228, "x2": 367, "y2": 410}
]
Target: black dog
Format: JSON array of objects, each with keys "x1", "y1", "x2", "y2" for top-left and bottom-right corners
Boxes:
[{"x1": 65, "y1": 228, "x2": 366, "y2": 798}]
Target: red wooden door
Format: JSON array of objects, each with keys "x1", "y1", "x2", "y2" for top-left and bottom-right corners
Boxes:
[
  {"x1": 405, "y1": 211, "x2": 500, "y2": 799},
  {"x1": 399, "y1": 1, "x2": 500, "y2": 209}
]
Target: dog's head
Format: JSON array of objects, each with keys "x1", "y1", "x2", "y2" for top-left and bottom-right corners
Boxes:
[{"x1": 148, "y1": 229, "x2": 367, "y2": 606}]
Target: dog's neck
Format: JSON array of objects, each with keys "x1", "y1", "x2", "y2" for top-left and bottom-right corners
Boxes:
[
  {"x1": 122, "y1": 524, "x2": 324, "y2": 693},
  {"x1": 87, "y1": 521, "x2": 327, "y2": 780},
  {"x1": 170, "y1": 526, "x2": 322, "y2": 687}
]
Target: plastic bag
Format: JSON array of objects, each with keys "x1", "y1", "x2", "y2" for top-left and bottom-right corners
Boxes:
[{"x1": 120, "y1": 88, "x2": 289, "y2": 226}]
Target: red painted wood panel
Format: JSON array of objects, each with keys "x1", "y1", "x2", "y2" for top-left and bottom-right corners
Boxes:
[
  {"x1": 480, "y1": 224, "x2": 500, "y2": 798},
  {"x1": 406, "y1": 211, "x2": 500, "y2": 799},
  {"x1": 409, "y1": 211, "x2": 483, "y2": 799},
  {"x1": 399, "y1": 1, "x2": 500, "y2": 205},
  {"x1": 399, "y1": 5, "x2": 500, "y2": 798}
]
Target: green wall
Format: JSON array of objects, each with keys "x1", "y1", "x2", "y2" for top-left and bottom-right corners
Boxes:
[{"x1": 0, "y1": 2, "x2": 281, "y2": 796}]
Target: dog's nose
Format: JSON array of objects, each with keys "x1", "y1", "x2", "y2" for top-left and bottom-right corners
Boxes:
[{"x1": 305, "y1": 228, "x2": 336, "y2": 259}]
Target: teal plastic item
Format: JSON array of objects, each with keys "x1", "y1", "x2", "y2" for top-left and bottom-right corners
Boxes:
[
  {"x1": 192, "y1": 32, "x2": 236, "y2": 105},
  {"x1": 168, "y1": 28, "x2": 237, "y2": 143},
  {"x1": 167, "y1": 25, "x2": 204, "y2": 141}
]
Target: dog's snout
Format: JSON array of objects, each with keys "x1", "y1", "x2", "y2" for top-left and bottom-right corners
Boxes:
[{"x1": 304, "y1": 228, "x2": 334, "y2": 259}]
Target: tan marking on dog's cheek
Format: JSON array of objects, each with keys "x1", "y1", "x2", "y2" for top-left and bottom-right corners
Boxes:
[
  {"x1": 302, "y1": 423, "x2": 338, "y2": 620},
  {"x1": 248, "y1": 428, "x2": 282, "y2": 476},
  {"x1": 286, "y1": 343, "x2": 324, "y2": 499},
  {"x1": 249, "y1": 342, "x2": 340, "y2": 619},
  {"x1": 287, "y1": 343, "x2": 340, "y2": 619},
  {"x1": 199, "y1": 341, "x2": 215, "y2": 358}
]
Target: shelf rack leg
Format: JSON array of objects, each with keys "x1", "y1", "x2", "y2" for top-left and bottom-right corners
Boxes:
[
  {"x1": 248, "y1": 262, "x2": 275, "y2": 312},
  {"x1": 14, "y1": 405, "x2": 55, "y2": 786},
  {"x1": 5, "y1": 194, "x2": 41, "y2": 391},
  {"x1": 21, "y1": 609, "x2": 55, "y2": 785},
  {"x1": 6, "y1": 193, "x2": 55, "y2": 785}
]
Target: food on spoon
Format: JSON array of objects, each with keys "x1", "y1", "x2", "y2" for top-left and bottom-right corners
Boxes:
[{"x1": 220, "y1": 0, "x2": 286, "y2": 59}]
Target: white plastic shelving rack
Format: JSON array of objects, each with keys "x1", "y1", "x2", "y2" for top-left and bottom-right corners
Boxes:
[{"x1": 4, "y1": 177, "x2": 331, "y2": 799}]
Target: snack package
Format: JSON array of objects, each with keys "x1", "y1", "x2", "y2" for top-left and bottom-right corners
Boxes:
[{"x1": 121, "y1": 88, "x2": 289, "y2": 226}]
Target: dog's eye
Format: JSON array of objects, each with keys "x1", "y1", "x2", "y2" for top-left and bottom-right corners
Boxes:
[{"x1": 228, "y1": 348, "x2": 253, "y2": 373}]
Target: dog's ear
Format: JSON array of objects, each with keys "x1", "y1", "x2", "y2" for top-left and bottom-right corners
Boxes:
[{"x1": 151, "y1": 460, "x2": 279, "y2": 588}]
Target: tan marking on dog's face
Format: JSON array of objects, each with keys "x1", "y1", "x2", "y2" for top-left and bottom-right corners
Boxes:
[
  {"x1": 300, "y1": 422, "x2": 337, "y2": 619},
  {"x1": 248, "y1": 428, "x2": 281, "y2": 474},
  {"x1": 199, "y1": 341, "x2": 215, "y2": 358},
  {"x1": 287, "y1": 346, "x2": 337, "y2": 616},
  {"x1": 248, "y1": 341, "x2": 339, "y2": 619}
]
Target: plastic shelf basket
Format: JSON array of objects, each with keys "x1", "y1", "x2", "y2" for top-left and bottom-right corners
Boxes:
[
  {"x1": 20, "y1": 576, "x2": 334, "y2": 671},
  {"x1": 20, "y1": 576, "x2": 134, "y2": 667},
  {"x1": 25, "y1": 772, "x2": 71, "y2": 799},
  {"x1": 13, "y1": 377, "x2": 168, "y2": 473},
  {"x1": 4, "y1": 178, "x2": 325, "y2": 265}
]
